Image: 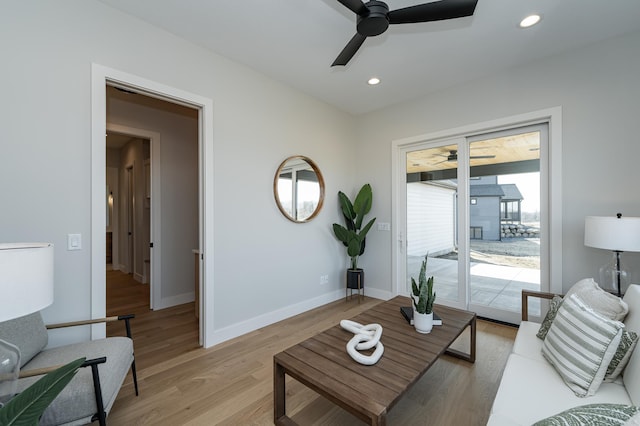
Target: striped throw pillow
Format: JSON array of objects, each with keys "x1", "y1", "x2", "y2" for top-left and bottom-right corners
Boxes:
[{"x1": 542, "y1": 294, "x2": 624, "y2": 397}]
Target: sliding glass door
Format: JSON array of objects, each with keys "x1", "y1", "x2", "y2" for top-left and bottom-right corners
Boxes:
[{"x1": 401, "y1": 124, "x2": 549, "y2": 323}]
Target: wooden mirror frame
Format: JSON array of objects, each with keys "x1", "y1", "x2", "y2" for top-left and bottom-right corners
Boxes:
[{"x1": 273, "y1": 155, "x2": 325, "y2": 223}]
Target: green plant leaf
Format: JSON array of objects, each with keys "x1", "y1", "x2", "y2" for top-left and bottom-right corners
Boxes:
[
  {"x1": 353, "y1": 184, "x2": 373, "y2": 219},
  {"x1": 347, "y1": 238, "x2": 362, "y2": 258},
  {"x1": 337, "y1": 191, "x2": 356, "y2": 223},
  {"x1": 332, "y1": 223, "x2": 350, "y2": 246},
  {"x1": 0, "y1": 357, "x2": 85, "y2": 426},
  {"x1": 411, "y1": 277, "x2": 419, "y2": 297},
  {"x1": 353, "y1": 185, "x2": 371, "y2": 229},
  {"x1": 358, "y1": 217, "x2": 376, "y2": 240}
]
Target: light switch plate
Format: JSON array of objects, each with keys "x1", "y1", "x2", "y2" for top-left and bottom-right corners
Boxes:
[
  {"x1": 68, "y1": 234, "x2": 82, "y2": 250},
  {"x1": 377, "y1": 222, "x2": 391, "y2": 231}
]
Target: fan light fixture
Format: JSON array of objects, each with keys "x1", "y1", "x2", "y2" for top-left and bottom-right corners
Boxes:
[
  {"x1": 367, "y1": 77, "x2": 381, "y2": 85},
  {"x1": 520, "y1": 14, "x2": 541, "y2": 28}
]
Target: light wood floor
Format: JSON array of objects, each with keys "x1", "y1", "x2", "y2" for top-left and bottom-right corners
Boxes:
[{"x1": 103, "y1": 271, "x2": 517, "y2": 425}]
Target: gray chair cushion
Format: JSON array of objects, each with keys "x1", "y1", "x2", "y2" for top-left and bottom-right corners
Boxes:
[
  {"x1": 18, "y1": 336, "x2": 134, "y2": 426},
  {"x1": 0, "y1": 312, "x2": 48, "y2": 367}
]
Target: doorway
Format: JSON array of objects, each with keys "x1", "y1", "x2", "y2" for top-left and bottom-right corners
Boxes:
[
  {"x1": 91, "y1": 64, "x2": 215, "y2": 347},
  {"x1": 105, "y1": 88, "x2": 198, "y2": 326}
]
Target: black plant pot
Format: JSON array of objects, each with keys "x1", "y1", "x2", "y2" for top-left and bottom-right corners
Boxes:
[{"x1": 346, "y1": 268, "x2": 364, "y2": 290}]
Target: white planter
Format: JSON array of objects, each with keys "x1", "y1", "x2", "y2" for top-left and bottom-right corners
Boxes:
[{"x1": 414, "y1": 311, "x2": 433, "y2": 334}]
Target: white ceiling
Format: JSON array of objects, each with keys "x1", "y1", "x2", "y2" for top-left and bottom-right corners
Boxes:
[{"x1": 98, "y1": 0, "x2": 640, "y2": 115}]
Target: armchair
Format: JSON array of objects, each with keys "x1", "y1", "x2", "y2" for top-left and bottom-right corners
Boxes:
[{"x1": 0, "y1": 312, "x2": 138, "y2": 426}]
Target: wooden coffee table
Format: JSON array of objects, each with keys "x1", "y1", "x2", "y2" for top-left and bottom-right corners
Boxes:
[{"x1": 274, "y1": 296, "x2": 476, "y2": 425}]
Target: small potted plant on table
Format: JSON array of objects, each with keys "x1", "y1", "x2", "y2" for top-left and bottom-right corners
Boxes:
[{"x1": 411, "y1": 255, "x2": 436, "y2": 334}]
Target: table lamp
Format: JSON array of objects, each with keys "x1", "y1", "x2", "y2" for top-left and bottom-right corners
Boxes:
[
  {"x1": 0, "y1": 243, "x2": 54, "y2": 407},
  {"x1": 584, "y1": 214, "x2": 640, "y2": 296}
]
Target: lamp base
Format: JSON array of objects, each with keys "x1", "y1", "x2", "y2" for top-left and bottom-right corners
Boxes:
[
  {"x1": 599, "y1": 251, "x2": 628, "y2": 297},
  {"x1": 0, "y1": 339, "x2": 20, "y2": 407}
]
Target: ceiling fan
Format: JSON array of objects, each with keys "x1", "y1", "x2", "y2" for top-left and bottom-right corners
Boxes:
[
  {"x1": 436, "y1": 149, "x2": 495, "y2": 163},
  {"x1": 332, "y1": 0, "x2": 478, "y2": 67}
]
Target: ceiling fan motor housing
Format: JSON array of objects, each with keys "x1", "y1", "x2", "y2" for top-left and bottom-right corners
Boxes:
[{"x1": 357, "y1": 1, "x2": 390, "y2": 36}]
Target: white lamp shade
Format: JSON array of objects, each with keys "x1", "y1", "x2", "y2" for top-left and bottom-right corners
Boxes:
[
  {"x1": 0, "y1": 243, "x2": 54, "y2": 322},
  {"x1": 584, "y1": 216, "x2": 640, "y2": 252}
]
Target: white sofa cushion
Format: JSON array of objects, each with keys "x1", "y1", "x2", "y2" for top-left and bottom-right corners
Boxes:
[
  {"x1": 513, "y1": 321, "x2": 546, "y2": 363},
  {"x1": 542, "y1": 294, "x2": 624, "y2": 397},
  {"x1": 490, "y1": 354, "x2": 631, "y2": 426}
]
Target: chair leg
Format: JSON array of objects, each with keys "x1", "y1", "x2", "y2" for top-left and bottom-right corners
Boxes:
[
  {"x1": 121, "y1": 315, "x2": 139, "y2": 396},
  {"x1": 86, "y1": 359, "x2": 107, "y2": 426},
  {"x1": 131, "y1": 359, "x2": 139, "y2": 396}
]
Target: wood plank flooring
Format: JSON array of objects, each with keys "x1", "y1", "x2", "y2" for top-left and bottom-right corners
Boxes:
[{"x1": 103, "y1": 271, "x2": 517, "y2": 425}]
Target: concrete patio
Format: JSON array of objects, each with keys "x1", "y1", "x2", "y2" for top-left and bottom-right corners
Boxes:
[{"x1": 407, "y1": 255, "x2": 542, "y2": 319}]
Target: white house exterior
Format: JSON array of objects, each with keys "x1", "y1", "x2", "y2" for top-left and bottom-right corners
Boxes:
[{"x1": 407, "y1": 181, "x2": 457, "y2": 257}]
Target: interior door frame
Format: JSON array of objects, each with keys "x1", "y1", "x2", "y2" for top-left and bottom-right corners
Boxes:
[
  {"x1": 109, "y1": 124, "x2": 161, "y2": 310},
  {"x1": 391, "y1": 107, "x2": 563, "y2": 316},
  {"x1": 91, "y1": 64, "x2": 215, "y2": 347}
]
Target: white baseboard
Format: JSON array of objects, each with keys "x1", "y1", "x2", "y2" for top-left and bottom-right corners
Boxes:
[
  {"x1": 205, "y1": 288, "x2": 391, "y2": 348},
  {"x1": 362, "y1": 287, "x2": 395, "y2": 301}
]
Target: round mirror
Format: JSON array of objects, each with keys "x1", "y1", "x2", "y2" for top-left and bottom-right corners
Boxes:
[{"x1": 273, "y1": 156, "x2": 325, "y2": 223}]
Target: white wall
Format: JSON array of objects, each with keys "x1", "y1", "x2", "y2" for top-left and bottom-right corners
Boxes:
[
  {"x1": 0, "y1": 0, "x2": 356, "y2": 346},
  {"x1": 356, "y1": 30, "x2": 640, "y2": 294}
]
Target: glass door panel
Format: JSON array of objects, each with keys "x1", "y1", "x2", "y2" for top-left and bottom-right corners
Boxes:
[
  {"x1": 468, "y1": 128, "x2": 543, "y2": 321},
  {"x1": 406, "y1": 143, "x2": 459, "y2": 303}
]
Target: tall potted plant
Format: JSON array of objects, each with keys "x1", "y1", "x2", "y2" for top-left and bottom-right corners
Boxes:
[
  {"x1": 332, "y1": 184, "x2": 376, "y2": 294},
  {"x1": 411, "y1": 255, "x2": 436, "y2": 334}
]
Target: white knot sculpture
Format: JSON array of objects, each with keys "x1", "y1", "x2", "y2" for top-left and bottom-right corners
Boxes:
[{"x1": 340, "y1": 320, "x2": 384, "y2": 365}]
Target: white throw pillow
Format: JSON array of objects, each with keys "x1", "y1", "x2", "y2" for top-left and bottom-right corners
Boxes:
[
  {"x1": 542, "y1": 293, "x2": 624, "y2": 397},
  {"x1": 565, "y1": 278, "x2": 628, "y2": 321}
]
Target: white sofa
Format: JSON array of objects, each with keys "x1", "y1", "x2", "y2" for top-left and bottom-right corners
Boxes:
[{"x1": 488, "y1": 283, "x2": 640, "y2": 425}]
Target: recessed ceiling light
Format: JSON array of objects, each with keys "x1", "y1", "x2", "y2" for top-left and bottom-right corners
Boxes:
[
  {"x1": 367, "y1": 77, "x2": 381, "y2": 86},
  {"x1": 519, "y1": 14, "x2": 541, "y2": 28}
]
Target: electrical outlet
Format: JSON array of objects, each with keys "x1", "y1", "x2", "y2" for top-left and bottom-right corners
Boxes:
[{"x1": 320, "y1": 275, "x2": 329, "y2": 285}]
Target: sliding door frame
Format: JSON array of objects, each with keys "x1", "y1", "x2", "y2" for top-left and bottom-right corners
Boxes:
[{"x1": 391, "y1": 107, "x2": 563, "y2": 321}]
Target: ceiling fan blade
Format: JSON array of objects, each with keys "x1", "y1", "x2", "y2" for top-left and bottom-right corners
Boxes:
[
  {"x1": 470, "y1": 155, "x2": 496, "y2": 159},
  {"x1": 388, "y1": 0, "x2": 478, "y2": 25},
  {"x1": 336, "y1": 0, "x2": 369, "y2": 16},
  {"x1": 331, "y1": 33, "x2": 367, "y2": 66}
]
